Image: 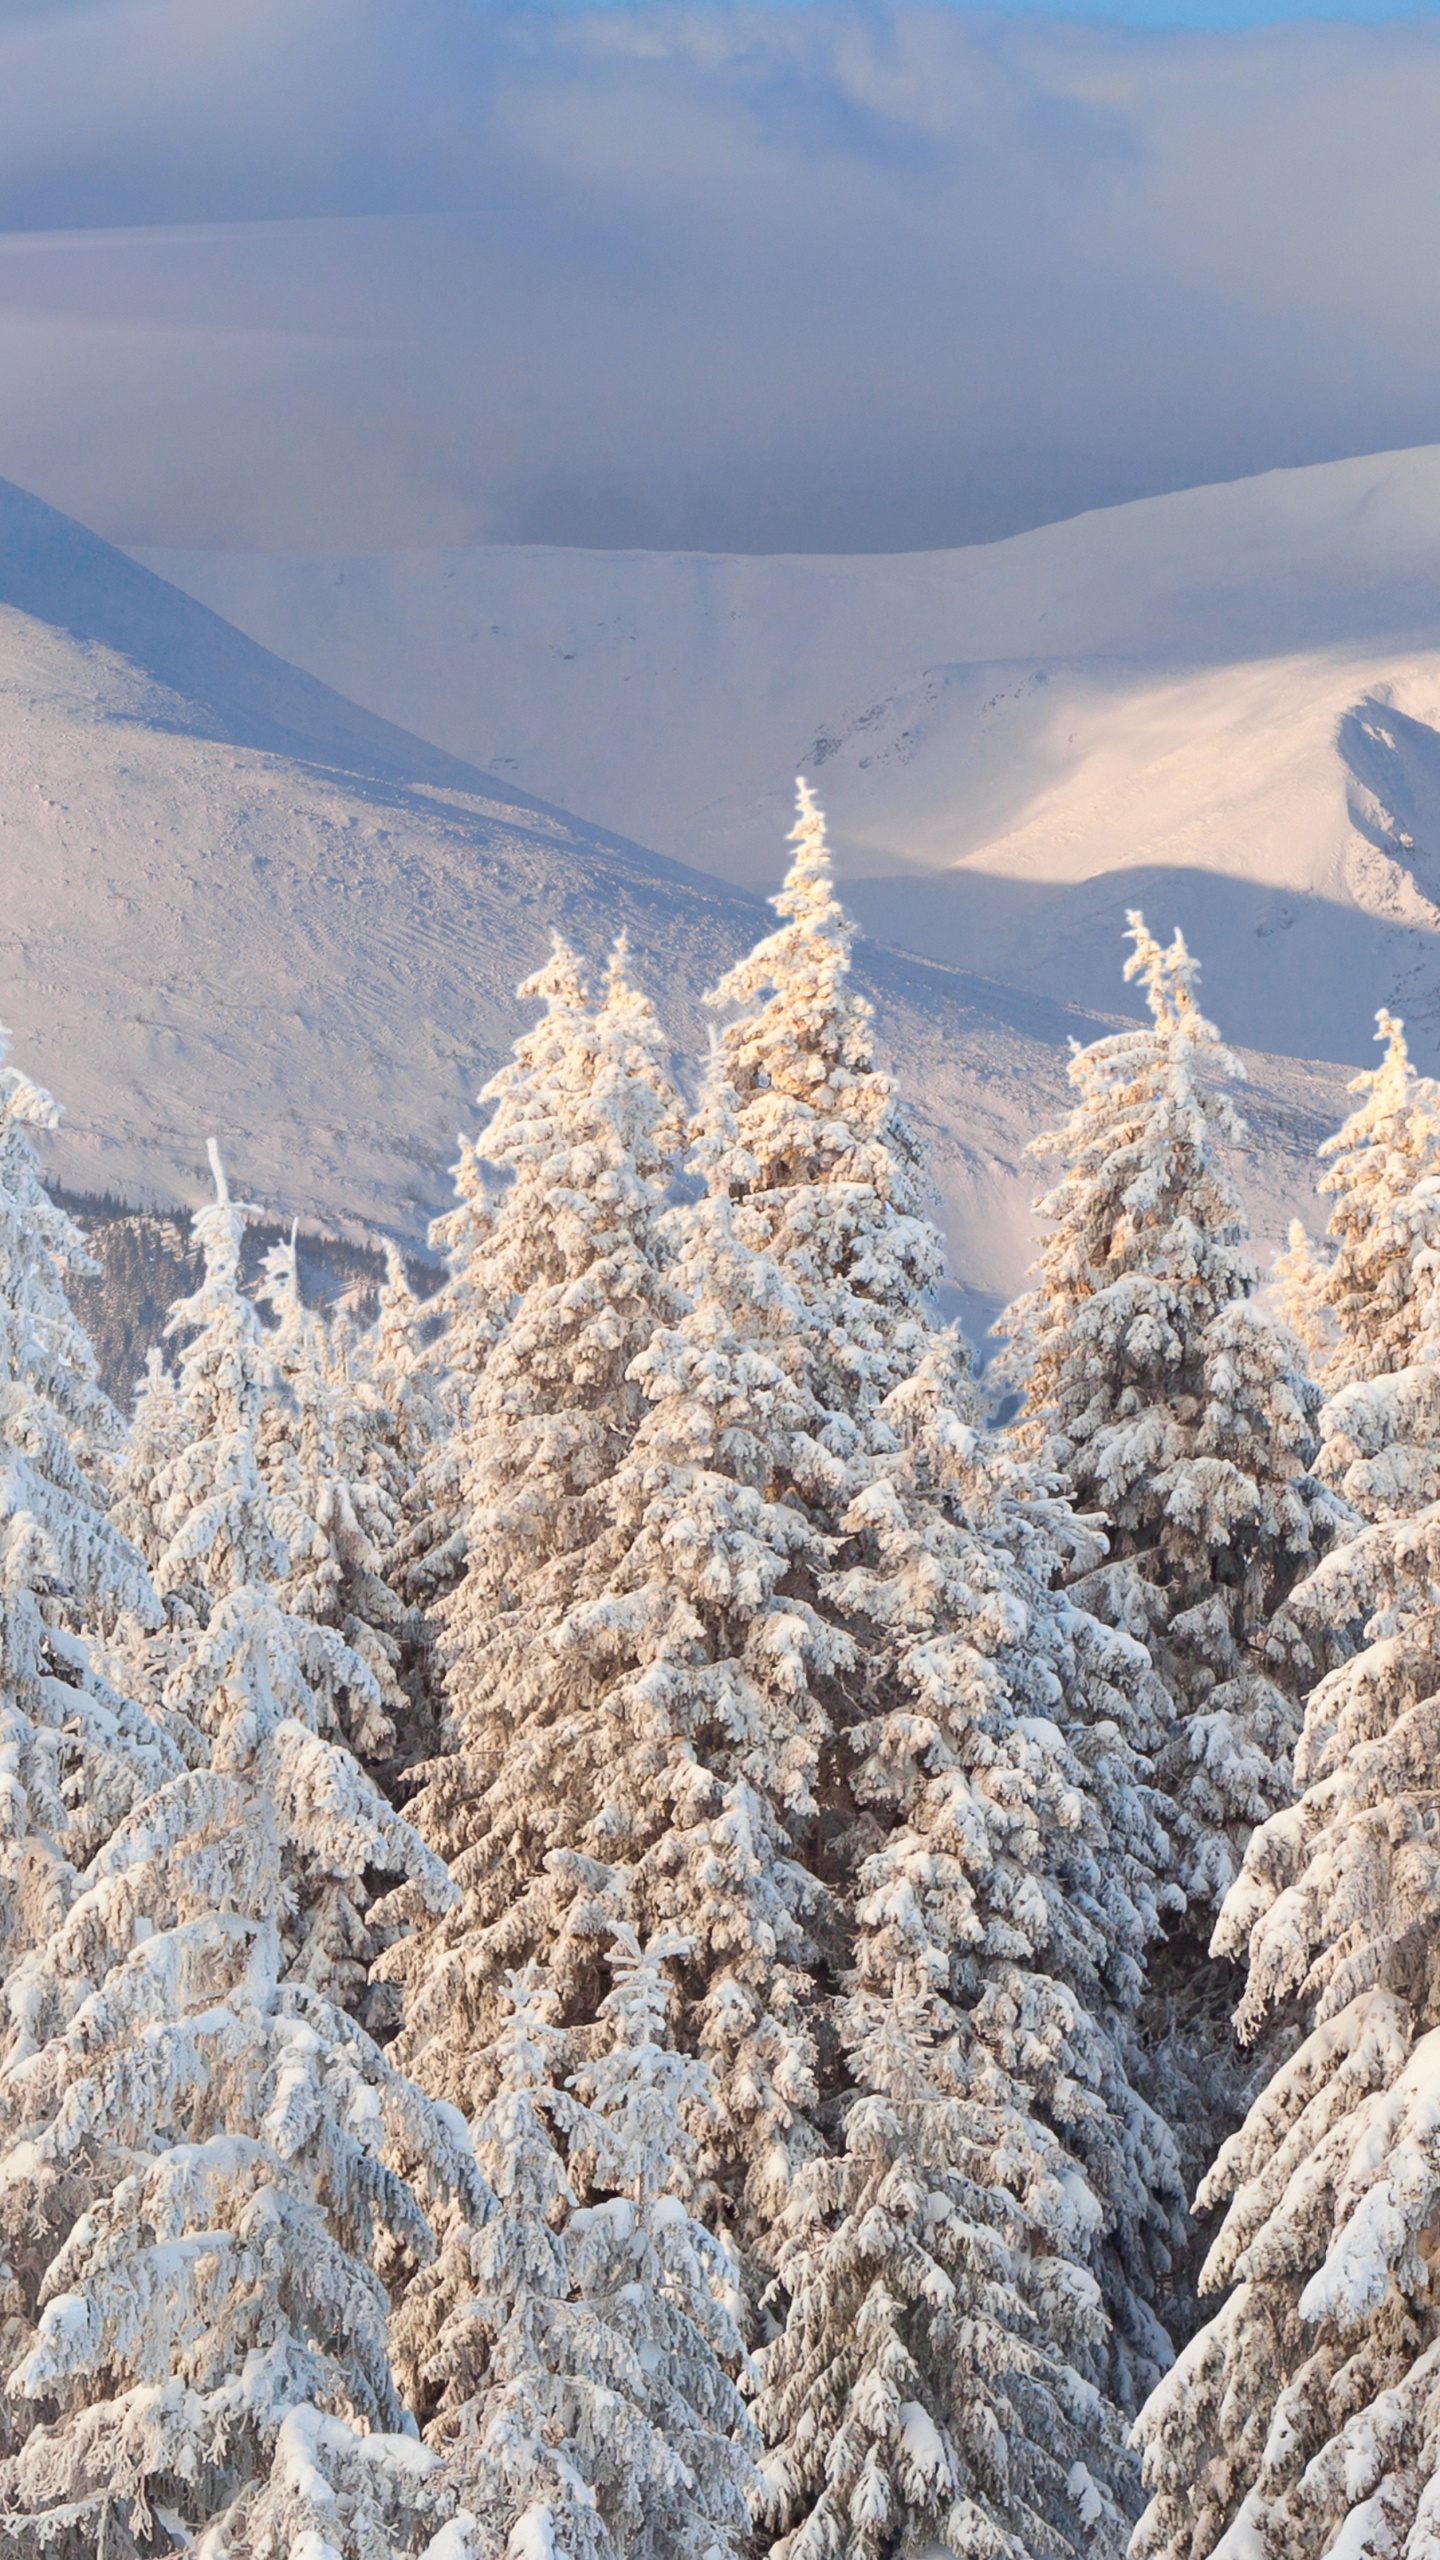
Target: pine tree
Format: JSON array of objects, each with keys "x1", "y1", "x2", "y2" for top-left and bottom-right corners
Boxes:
[
  {"x1": 365, "y1": 1241, "x2": 449, "y2": 1537},
  {"x1": 678, "y1": 797, "x2": 1184, "y2": 2541},
  {"x1": 255, "y1": 1228, "x2": 417, "y2": 1771},
  {"x1": 380, "y1": 950, "x2": 764, "y2": 2544},
  {"x1": 0, "y1": 1141, "x2": 489, "y2": 2552},
  {"x1": 1131, "y1": 1492, "x2": 1440, "y2": 2560},
  {"x1": 384, "y1": 931, "x2": 844, "y2": 2204},
  {"x1": 1281, "y1": 1009, "x2": 1440, "y2": 1391},
  {"x1": 754, "y1": 1336, "x2": 1183, "y2": 2560},
  {"x1": 116, "y1": 1146, "x2": 454, "y2": 2009},
  {"x1": 1129, "y1": 1026, "x2": 1440, "y2": 2560},
  {"x1": 1275, "y1": 1011, "x2": 1440, "y2": 1526},
  {"x1": 997, "y1": 915, "x2": 1336, "y2": 1922},
  {"x1": 397, "y1": 1943, "x2": 757, "y2": 2560},
  {"x1": 385, "y1": 1055, "x2": 846, "y2": 2252},
  {"x1": 694, "y1": 778, "x2": 939, "y2": 1442},
  {"x1": 380, "y1": 939, "x2": 692, "y2": 2097},
  {"x1": 394, "y1": 942, "x2": 599, "y2": 1620},
  {"x1": 0, "y1": 1026, "x2": 178, "y2": 2468},
  {"x1": 0, "y1": 1782, "x2": 489, "y2": 2556},
  {"x1": 0, "y1": 1025, "x2": 168, "y2": 1980},
  {"x1": 421, "y1": 936, "x2": 686, "y2": 1819}
]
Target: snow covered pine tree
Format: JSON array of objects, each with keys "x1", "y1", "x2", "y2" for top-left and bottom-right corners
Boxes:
[
  {"x1": 378, "y1": 944, "x2": 763, "y2": 2556},
  {"x1": 254, "y1": 1224, "x2": 424, "y2": 1782},
  {"x1": 995, "y1": 913, "x2": 1342, "y2": 2269},
  {"x1": 688, "y1": 789, "x2": 1183, "y2": 2558},
  {"x1": 999, "y1": 913, "x2": 1335, "y2": 1924},
  {"x1": 1132, "y1": 1016, "x2": 1440, "y2": 2560},
  {"x1": 0, "y1": 1131, "x2": 491, "y2": 2557},
  {"x1": 394, "y1": 1937, "x2": 756, "y2": 2560},
  {"x1": 0, "y1": 1022, "x2": 167, "y2": 1992},
  {"x1": 1279, "y1": 1008, "x2": 1440, "y2": 1518},
  {"x1": 389, "y1": 790, "x2": 1187, "y2": 2560}
]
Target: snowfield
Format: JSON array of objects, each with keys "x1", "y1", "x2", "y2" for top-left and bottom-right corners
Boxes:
[
  {"x1": 140, "y1": 443, "x2": 1440, "y2": 1072},
  {"x1": 0, "y1": 460, "x2": 1396, "y2": 1301}
]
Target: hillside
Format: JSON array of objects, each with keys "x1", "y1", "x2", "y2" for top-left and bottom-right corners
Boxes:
[
  {"x1": 138, "y1": 443, "x2": 1440, "y2": 1072},
  {"x1": 0, "y1": 471, "x2": 1349, "y2": 1330}
]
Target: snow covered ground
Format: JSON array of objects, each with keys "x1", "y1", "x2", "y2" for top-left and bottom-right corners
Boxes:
[
  {"x1": 140, "y1": 443, "x2": 1440, "y2": 1072},
  {"x1": 8, "y1": 468, "x2": 1347, "y2": 1323},
  {"x1": 0, "y1": 460, "x2": 1381, "y2": 1319}
]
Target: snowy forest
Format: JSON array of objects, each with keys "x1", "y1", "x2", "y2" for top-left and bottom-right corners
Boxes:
[{"x1": 1, "y1": 778, "x2": 1435, "y2": 2560}]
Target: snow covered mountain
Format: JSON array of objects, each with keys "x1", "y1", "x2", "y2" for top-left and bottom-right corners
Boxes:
[
  {"x1": 4, "y1": 468, "x2": 1349, "y2": 1324},
  {"x1": 140, "y1": 443, "x2": 1440, "y2": 1074}
]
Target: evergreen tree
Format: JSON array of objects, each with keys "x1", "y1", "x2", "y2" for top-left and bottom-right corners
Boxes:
[
  {"x1": 755, "y1": 1339, "x2": 1182, "y2": 2560},
  {"x1": 1131, "y1": 1493, "x2": 1440, "y2": 2560},
  {"x1": 0, "y1": 1142, "x2": 488, "y2": 2552},
  {"x1": 0, "y1": 1024, "x2": 167, "y2": 1982},
  {"x1": 997, "y1": 915, "x2": 1336, "y2": 1921},
  {"x1": 381, "y1": 951, "x2": 763, "y2": 2542},
  {"x1": 0, "y1": 1812, "x2": 488, "y2": 2556},
  {"x1": 397, "y1": 1944, "x2": 757, "y2": 2560},
  {"x1": 682, "y1": 796, "x2": 1184, "y2": 2542},
  {"x1": 255, "y1": 1228, "x2": 417, "y2": 1772},
  {"x1": 0, "y1": 1025, "x2": 177, "y2": 2468},
  {"x1": 1276, "y1": 1012, "x2": 1440, "y2": 1526},
  {"x1": 380, "y1": 939, "x2": 692, "y2": 2097},
  {"x1": 384, "y1": 998, "x2": 845, "y2": 2244},
  {"x1": 393, "y1": 942, "x2": 598, "y2": 1620},
  {"x1": 384, "y1": 933, "x2": 843, "y2": 2199},
  {"x1": 1279, "y1": 1010, "x2": 1440, "y2": 1394},
  {"x1": 1131, "y1": 1023, "x2": 1440, "y2": 2559},
  {"x1": 421, "y1": 936, "x2": 686, "y2": 1817},
  {"x1": 694, "y1": 777, "x2": 939, "y2": 1441},
  {"x1": 114, "y1": 1146, "x2": 453, "y2": 2009},
  {"x1": 365, "y1": 1241, "x2": 450, "y2": 1546}
]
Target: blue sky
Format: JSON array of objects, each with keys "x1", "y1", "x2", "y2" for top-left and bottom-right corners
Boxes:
[
  {"x1": 957, "y1": 0, "x2": 1440, "y2": 19},
  {"x1": 0, "y1": 0, "x2": 1438, "y2": 553},
  {"x1": 1015, "y1": 0, "x2": 1440, "y2": 17}
]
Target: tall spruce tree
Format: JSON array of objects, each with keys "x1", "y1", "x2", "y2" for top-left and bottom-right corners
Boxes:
[
  {"x1": 255, "y1": 1229, "x2": 422, "y2": 1774},
  {"x1": 1279, "y1": 1010, "x2": 1440, "y2": 1392},
  {"x1": 1132, "y1": 1504, "x2": 1440, "y2": 2560},
  {"x1": 0, "y1": 1028, "x2": 168, "y2": 1984},
  {"x1": 997, "y1": 915, "x2": 1336, "y2": 1921},
  {"x1": 0, "y1": 1101, "x2": 489, "y2": 2552},
  {"x1": 393, "y1": 943, "x2": 597, "y2": 1620},
  {"x1": 385, "y1": 900, "x2": 861, "y2": 2243},
  {"x1": 1278, "y1": 1011, "x2": 1440, "y2": 1525},
  {"x1": 111, "y1": 1147, "x2": 456, "y2": 2009},
  {"x1": 692, "y1": 777, "x2": 939, "y2": 1441},
  {"x1": 380, "y1": 948, "x2": 763, "y2": 2550},
  {"x1": 395, "y1": 1945, "x2": 757, "y2": 2560},
  {"x1": 754, "y1": 1339, "x2": 1183, "y2": 2560},
  {"x1": 1132, "y1": 1026, "x2": 1440, "y2": 2560},
  {"x1": 0, "y1": 1025, "x2": 177, "y2": 2465},
  {"x1": 682, "y1": 805, "x2": 1182, "y2": 2555},
  {"x1": 382, "y1": 939, "x2": 691, "y2": 2104}
]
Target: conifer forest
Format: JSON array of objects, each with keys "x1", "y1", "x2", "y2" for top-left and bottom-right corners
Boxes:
[{"x1": 6, "y1": 779, "x2": 1439, "y2": 2560}]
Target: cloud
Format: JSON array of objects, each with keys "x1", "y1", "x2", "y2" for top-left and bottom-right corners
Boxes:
[{"x1": 1, "y1": 3, "x2": 1439, "y2": 550}]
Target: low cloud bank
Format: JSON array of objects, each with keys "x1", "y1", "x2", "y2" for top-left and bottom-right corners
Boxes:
[{"x1": 2, "y1": 2, "x2": 1439, "y2": 550}]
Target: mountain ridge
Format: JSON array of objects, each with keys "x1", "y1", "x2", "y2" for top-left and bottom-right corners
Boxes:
[
  {"x1": 135, "y1": 442, "x2": 1440, "y2": 1075},
  {"x1": 0, "y1": 469, "x2": 1356, "y2": 1316}
]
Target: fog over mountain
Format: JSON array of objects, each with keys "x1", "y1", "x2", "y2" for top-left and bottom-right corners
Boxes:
[
  {"x1": 145, "y1": 440, "x2": 1440, "y2": 1075},
  {"x1": 2, "y1": 4, "x2": 1440, "y2": 552},
  {"x1": 0, "y1": 466, "x2": 1343, "y2": 1322}
]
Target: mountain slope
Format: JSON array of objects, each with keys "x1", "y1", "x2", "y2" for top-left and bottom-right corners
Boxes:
[
  {"x1": 3, "y1": 471, "x2": 1347, "y2": 1318},
  {"x1": 138, "y1": 443, "x2": 1440, "y2": 1072}
]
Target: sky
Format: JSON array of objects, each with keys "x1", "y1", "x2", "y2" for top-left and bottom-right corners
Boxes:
[{"x1": 2, "y1": 0, "x2": 1440, "y2": 553}]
